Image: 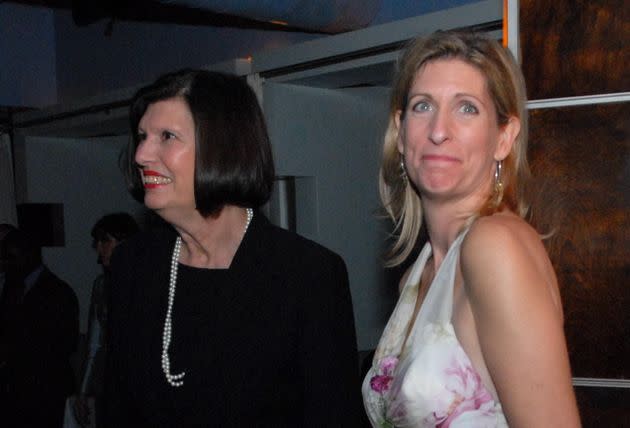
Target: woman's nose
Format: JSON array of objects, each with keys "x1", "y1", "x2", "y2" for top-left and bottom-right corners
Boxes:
[
  {"x1": 428, "y1": 110, "x2": 450, "y2": 145},
  {"x1": 134, "y1": 138, "x2": 155, "y2": 166}
]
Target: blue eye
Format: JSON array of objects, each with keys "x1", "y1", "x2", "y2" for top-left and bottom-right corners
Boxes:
[
  {"x1": 412, "y1": 101, "x2": 432, "y2": 112},
  {"x1": 460, "y1": 102, "x2": 478, "y2": 114}
]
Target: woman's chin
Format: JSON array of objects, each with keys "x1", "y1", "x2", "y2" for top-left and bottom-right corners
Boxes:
[
  {"x1": 143, "y1": 200, "x2": 164, "y2": 212},
  {"x1": 143, "y1": 191, "x2": 168, "y2": 209},
  {"x1": 146, "y1": 200, "x2": 175, "y2": 214}
]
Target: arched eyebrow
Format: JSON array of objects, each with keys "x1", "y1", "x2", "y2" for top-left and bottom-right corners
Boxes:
[{"x1": 407, "y1": 92, "x2": 433, "y2": 101}]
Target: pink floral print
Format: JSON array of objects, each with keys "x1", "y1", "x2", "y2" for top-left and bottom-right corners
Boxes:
[{"x1": 370, "y1": 356, "x2": 399, "y2": 393}]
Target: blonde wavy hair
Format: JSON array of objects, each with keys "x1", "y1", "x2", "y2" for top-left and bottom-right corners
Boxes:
[{"x1": 380, "y1": 31, "x2": 530, "y2": 266}]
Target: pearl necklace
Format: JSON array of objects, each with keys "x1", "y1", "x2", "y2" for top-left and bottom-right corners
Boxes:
[{"x1": 161, "y1": 208, "x2": 254, "y2": 387}]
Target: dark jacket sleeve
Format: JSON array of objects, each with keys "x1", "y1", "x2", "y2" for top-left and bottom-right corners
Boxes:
[{"x1": 298, "y1": 250, "x2": 364, "y2": 427}]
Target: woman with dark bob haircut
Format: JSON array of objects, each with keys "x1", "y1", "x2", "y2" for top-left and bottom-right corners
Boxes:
[
  {"x1": 125, "y1": 69, "x2": 275, "y2": 214},
  {"x1": 105, "y1": 69, "x2": 363, "y2": 427}
]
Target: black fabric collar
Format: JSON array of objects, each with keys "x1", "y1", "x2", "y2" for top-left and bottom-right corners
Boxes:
[{"x1": 230, "y1": 210, "x2": 278, "y2": 276}]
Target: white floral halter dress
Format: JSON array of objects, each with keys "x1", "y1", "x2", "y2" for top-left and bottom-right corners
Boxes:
[{"x1": 362, "y1": 228, "x2": 508, "y2": 427}]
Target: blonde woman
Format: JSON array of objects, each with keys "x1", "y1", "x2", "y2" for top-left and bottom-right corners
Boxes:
[{"x1": 362, "y1": 31, "x2": 580, "y2": 427}]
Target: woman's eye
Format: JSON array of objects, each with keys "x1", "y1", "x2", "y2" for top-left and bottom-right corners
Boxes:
[
  {"x1": 460, "y1": 102, "x2": 478, "y2": 114},
  {"x1": 161, "y1": 130, "x2": 176, "y2": 141},
  {"x1": 412, "y1": 101, "x2": 432, "y2": 112},
  {"x1": 136, "y1": 132, "x2": 147, "y2": 142}
]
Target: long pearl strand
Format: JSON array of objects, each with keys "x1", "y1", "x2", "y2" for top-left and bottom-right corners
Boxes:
[{"x1": 161, "y1": 208, "x2": 254, "y2": 387}]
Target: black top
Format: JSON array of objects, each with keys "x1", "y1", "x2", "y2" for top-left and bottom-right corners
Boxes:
[{"x1": 105, "y1": 212, "x2": 363, "y2": 427}]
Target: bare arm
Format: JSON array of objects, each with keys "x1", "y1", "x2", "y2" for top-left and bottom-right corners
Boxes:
[{"x1": 461, "y1": 216, "x2": 580, "y2": 427}]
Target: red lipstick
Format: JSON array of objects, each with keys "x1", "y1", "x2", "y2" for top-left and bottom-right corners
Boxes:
[{"x1": 141, "y1": 169, "x2": 166, "y2": 189}]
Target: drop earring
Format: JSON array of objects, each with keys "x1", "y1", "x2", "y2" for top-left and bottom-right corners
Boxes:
[
  {"x1": 493, "y1": 160, "x2": 504, "y2": 205},
  {"x1": 400, "y1": 156, "x2": 408, "y2": 184}
]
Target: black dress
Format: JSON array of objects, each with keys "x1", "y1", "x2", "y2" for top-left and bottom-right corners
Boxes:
[{"x1": 105, "y1": 212, "x2": 363, "y2": 427}]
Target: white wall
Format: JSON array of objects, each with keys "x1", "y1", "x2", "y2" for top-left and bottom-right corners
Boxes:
[
  {"x1": 14, "y1": 134, "x2": 143, "y2": 331},
  {"x1": 264, "y1": 82, "x2": 399, "y2": 350}
]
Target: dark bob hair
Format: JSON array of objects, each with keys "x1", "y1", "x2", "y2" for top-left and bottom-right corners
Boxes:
[{"x1": 124, "y1": 69, "x2": 275, "y2": 217}]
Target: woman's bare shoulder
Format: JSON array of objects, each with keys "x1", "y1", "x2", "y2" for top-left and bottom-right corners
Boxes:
[
  {"x1": 462, "y1": 212, "x2": 543, "y2": 265},
  {"x1": 460, "y1": 211, "x2": 556, "y2": 304}
]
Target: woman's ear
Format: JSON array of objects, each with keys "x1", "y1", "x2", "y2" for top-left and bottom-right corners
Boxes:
[{"x1": 495, "y1": 116, "x2": 520, "y2": 161}]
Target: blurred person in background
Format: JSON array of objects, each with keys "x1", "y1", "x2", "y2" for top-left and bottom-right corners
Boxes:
[
  {"x1": 0, "y1": 227, "x2": 79, "y2": 428},
  {"x1": 73, "y1": 213, "x2": 138, "y2": 427}
]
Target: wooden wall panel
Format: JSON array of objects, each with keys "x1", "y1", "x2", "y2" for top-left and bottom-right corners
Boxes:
[
  {"x1": 519, "y1": 0, "x2": 629, "y2": 99},
  {"x1": 527, "y1": 103, "x2": 630, "y2": 378},
  {"x1": 574, "y1": 387, "x2": 630, "y2": 427}
]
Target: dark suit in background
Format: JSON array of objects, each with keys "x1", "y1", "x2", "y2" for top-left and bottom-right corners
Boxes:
[{"x1": 0, "y1": 229, "x2": 79, "y2": 428}]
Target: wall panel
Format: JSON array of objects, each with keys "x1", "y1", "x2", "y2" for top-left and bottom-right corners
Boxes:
[
  {"x1": 520, "y1": 0, "x2": 629, "y2": 99},
  {"x1": 528, "y1": 103, "x2": 629, "y2": 378},
  {"x1": 519, "y1": 0, "x2": 630, "y2": 423}
]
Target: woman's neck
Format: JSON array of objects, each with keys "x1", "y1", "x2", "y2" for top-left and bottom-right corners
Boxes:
[
  {"x1": 421, "y1": 197, "x2": 479, "y2": 270},
  {"x1": 172, "y1": 205, "x2": 251, "y2": 269}
]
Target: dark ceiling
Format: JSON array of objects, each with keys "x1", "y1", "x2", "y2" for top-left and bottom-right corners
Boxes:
[
  {"x1": 6, "y1": 0, "x2": 321, "y2": 33},
  {"x1": 1, "y1": 0, "x2": 325, "y2": 131}
]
